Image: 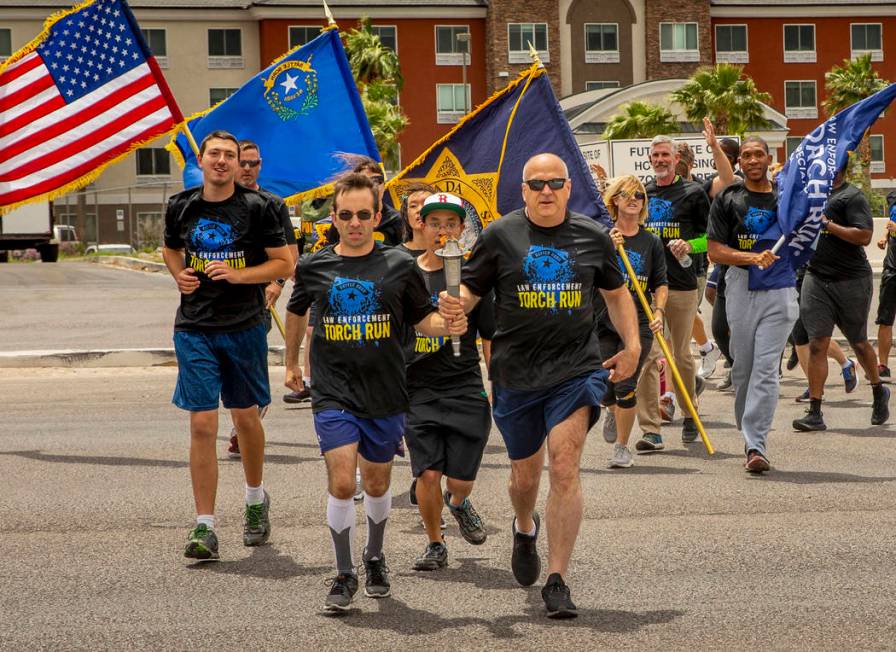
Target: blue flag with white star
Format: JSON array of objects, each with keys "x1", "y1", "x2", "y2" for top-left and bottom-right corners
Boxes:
[{"x1": 168, "y1": 28, "x2": 379, "y2": 203}]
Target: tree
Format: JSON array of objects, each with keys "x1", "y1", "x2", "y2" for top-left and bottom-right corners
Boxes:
[
  {"x1": 824, "y1": 54, "x2": 890, "y2": 208},
  {"x1": 601, "y1": 101, "x2": 679, "y2": 140},
  {"x1": 342, "y1": 17, "x2": 408, "y2": 169},
  {"x1": 671, "y1": 63, "x2": 771, "y2": 136}
]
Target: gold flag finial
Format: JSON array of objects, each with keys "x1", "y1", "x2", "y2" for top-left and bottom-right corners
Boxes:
[
  {"x1": 323, "y1": 0, "x2": 337, "y2": 28},
  {"x1": 527, "y1": 40, "x2": 543, "y2": 68}
]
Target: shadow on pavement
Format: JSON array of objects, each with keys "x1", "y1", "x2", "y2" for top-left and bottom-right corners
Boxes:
[
  {"x1": 824, "y1": 426, "x2": 895, "y2": 438},
  {"x1": 186, "y1": 545, "x2": 330, "y2": 580},
  {"x1": 395, "y1": 556, "x2": 521, "y2": 590},
  {"x1": 0, "y1": 449, "x2": 188, "y2": 468},
  {"x1": 761, "y1": 470, "x2": 896, "y2": 484},
  {"x1": 657, "y1": 448, "x2": 741, "y2": 461}
]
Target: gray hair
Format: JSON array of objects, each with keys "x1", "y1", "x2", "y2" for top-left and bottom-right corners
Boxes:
[
  {"x1": 650, "y1": 135, "x2": 674, "y2": 150},
  {"x1": 522, "y1": 153, "x2": 570, "y2": 181}
]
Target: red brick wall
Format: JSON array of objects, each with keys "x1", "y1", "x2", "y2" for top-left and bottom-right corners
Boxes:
[
  {"x1": 485, "y1": 0, "x2": 561, "y2": 95},
  {"x1": 645, "y1": 0, "x2": 712, "y2": 80}
]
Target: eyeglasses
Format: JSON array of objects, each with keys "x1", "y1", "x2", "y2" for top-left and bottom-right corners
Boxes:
[
  {"x1": 239, "y1": 160, "x2": 261, "y2": 168},
  {"x1": 525, "y1": 178, "x2": 567, "y2": 191},
  {"x1": 369, "y1": 174, "x2": 385, "y2": 185},
  {"x1": 616, "y1": 190, "x2": 646, "y2": 201},
  {"x1": 336, "y1": 209, "x2": 374, "y2": 221},
  {"x1": 424, "y1": 220, "x2": 461, "y2": 231}
]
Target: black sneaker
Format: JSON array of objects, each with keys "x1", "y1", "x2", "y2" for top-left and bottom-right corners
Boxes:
[
  {"x1": 184, "y1": 524, "x2": 219, "y2": 561},
  {"x1": 413, "y1": 541, "x2": 448, "y2": 571},
  {"x1": 243, "y1": 491, "x2": 271, "y2": 546},
  {"x1": 681, "y1": 417, "x2": 698, "y2": 443},
  {"x1": 879, "y1": 365, "x2": 891, "y2": 379},
  {"x1": 695, "y1": 375, "x2": 705, "y2": 398},
  {"x1": 541, "y1": 573, "x2": 577, "y2": 619},
  {"x1": 786, "y1": 346, "x2": 799, "y2": 371},
  {"x1": 445, "y1": 491, "x2": 487, "y2": 545},
  {"x1": 409, "y1": 478, "x2": 418, "y2": 506},
  {"x1": 718, "y1": 370, "x2": 733, "y2": 392},
  {"x1": 324, "y1": 573, "x2": 358, "y2": 613},
  {"x1": 363, "y1": 556, "x2": 391, "y2": 598},
  {"x1": 283, "y1": 383, "x2": 311, "y2": 404},
  {"x1": 872, "y1": 384, "x2": 891, "y2": 426},
  {"x1": 511, "y1": 512, "x2": 541, "y2": 586},
  {"x1": 793, "y1": 409, "x2": 827, "y2": 432}
]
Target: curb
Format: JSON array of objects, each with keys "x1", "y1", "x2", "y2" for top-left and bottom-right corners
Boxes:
[
  {"x1": 89, "y1": 256, "x2": 167, "y2": 273},
  {"x1": 0, "y1": 347, "x2": 286, "y2": 368}
]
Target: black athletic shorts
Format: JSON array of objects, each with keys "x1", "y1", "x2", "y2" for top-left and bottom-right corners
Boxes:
[
  {"x1": 876, "y1": 270, "x2": 896, "y2": 326},
  {"x1": 791, "y1": 269, "x2": 809, "y2": 346},
  {"x1": 405, "y1": 393, "x2": 492, "y2": 481},
  {"x1": 801, "y1": 272, "x2": 873, "y2": 344},
  {"x1": 597, "y1": 325, "x2": 653, "y2": 406}
]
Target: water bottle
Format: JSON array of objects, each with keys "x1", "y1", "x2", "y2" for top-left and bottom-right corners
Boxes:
[{"x1": 669, "y1": 243, "x2": 691, "y2": 268}]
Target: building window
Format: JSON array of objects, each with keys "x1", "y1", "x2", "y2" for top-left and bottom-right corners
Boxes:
[
  {"x1": 140, "y1": 29, "x2": 167, "y2": 67},
  {"x1": 209, "y1": 88, "x2": 238, "y2": 106},
  {"x1": 0, "y1": 28, "x2": 11, "y2": 61},
  {"x1": 870, "y1": 134, "x2": 885, "y2": 173},
  {"x1": 371, "y1": 25, "x2": 397, "y2": 52},
  {"x1": 852, "y1": 24, "x2": 883, "y2": 61},
  {"x1": 208, "y1": 29, "x2": 243, "y2": 68},
  {"x1": 783, "y1": 24, "x2": 815, "y2": 63},
  {"x1": 785, "y1": 136, "x2": 803, "y2": 158},
  {"x1": 715, "y1": 24, "x2": 748, "y2": 64},
  {"x1": 585, "y1": 81, "x2": 620, "y2": 91},
  {"x1": 508, "y1": 23, "x2": 549, "y2": 64},
  {"x1": 436, "y1": 83, "x2": 470, "y2": 123},
  {"x1": 289, "y1": 26, "x2": 319, "y2": 49},
  {"x1": 584, "y1": 24, "x2": 619, "y2": 64},
  {"x1": 660, "y1": 22, "x2": 699, "y2": 63},
  {"x1": 136, "y1": 148, "x2": 170, "y2": 177},
  {"x1": 435, "y1": 25, "x2": 471, "y2": 65},
  {"x1": 784, "y1": 80, "x2": 817, "y2": 119}
]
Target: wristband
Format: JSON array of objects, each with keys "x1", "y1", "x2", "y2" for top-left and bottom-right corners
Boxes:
[{"x1": 275, "y1": 278, "x2": 286, "y2": 287}]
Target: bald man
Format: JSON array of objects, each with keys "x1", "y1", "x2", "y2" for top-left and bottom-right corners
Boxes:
[{"x1": 439, "y1": 153, "x2": 640, "y2": 618}]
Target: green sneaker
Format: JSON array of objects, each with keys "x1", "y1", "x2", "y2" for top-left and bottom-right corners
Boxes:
[
  {"x1": 184, "y1": 524, "x2": 219, "y2": 560},
  {"x1": 635, "y1": 432, "x2": 664, "y2": 453},
  {"x1": 243, "y1": 491, "x2": 271, "y2": 547}
]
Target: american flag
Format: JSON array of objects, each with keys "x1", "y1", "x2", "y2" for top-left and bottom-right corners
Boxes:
[{"x1": 0, "y1": 0, "x2": 183, "y2": 210}]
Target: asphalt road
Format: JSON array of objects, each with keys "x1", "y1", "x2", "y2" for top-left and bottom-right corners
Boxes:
[{"x1": 2, "y1": 366, "x2": 895, "y2": 650}]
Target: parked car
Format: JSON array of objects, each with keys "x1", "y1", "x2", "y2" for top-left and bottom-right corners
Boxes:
[{"x1": 84, "y1": 244, "x2": 135, "y2": 255}]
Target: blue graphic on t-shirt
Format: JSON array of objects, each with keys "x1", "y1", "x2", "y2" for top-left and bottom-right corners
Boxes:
[
  {"x1": 520, "y1": 245, "x2": 580, "y2": 313},
  {"x1": 190, "y1": 218, "x2": 235, "y2": 252},
  {"x1": 744, "y1": 207, "x2": 776, "y2": 236},
  {"x1": 328, "y1": 277, "x2": 379, "y2": 316},
  {"x1": 523, "y1": 245, "x2": 575, "y2": 285},
  {"x1": 648, "y1": 197, "x2": 674, "y2": 225}
]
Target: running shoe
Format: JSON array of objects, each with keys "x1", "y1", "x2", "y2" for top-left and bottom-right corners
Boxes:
[
  {"x1": 879, "y1": 364, "x2": 891, "y2": 379},
  {"x1": 872, "y1": 384, "x2": 891, "y2": 426},
  {"x1": 227, "y1": 429, "x2": 240, "y2": 459},
  {"x1": 541, "y1": 573, "x2": 577, "y2": 619},
  {"x1": 786, "y1": 346, "x2": 799, "y2": 371},
  {"x1": 698, "y1": 342, "x2": 723, "y2": 379},
  {"x1": 511, "y1": 512, "x2": 541, "y2": 587},
  {"x1": 602, "y1": 408, "x2": 617, "y2": 443},
  {"x1": 718, "y1": 369, "x2": 733, "y2": 392},
  {"x1": 363, "y1": 556, "x2": 391, "y2": 598},
  {"x1": 635, "y1": 432, "x2": 664, "y2": 452},
  {"x1": 681, "y1": 417, "x2": 698, "y2": 443},
  {"x1": 418, "y1": 515, "x2": 447, "y2": 530},
  {"x1": 413, "y1": 541, "x2": 448, "y2": 571},
  {"x1": 283, "y1": 383, "x2": 311, "y2": 404},
  {"x1": 184, "y1": 524, "x2": 219, "y2": 561},
  {"x1": 695, "y1": 375, "x2": 705, "y2": 398},
  {"x1": 745, "y1": 450, "x2": 770, "y2": 474},
  {"x1": 324, "y1": 573, "x2": 358, "y2": 613},
  {"x1": 608, "y1": 444, "x2": 633, "y2": 468},
  {"x1": 445, "y1": 492, "x2": 487, "y2": 545},
  {"x1": 795, "y1": 388, "x2": 811, "y2": 403},
  {"x1": 659, "y1": 395, "x2": 675, "y2": 423},
  {"x1": 243, "y1": 491, "x2": 271, "y2": 546},
  {"x1": 409, "y1": 478, "x2": 418, "y2": 506},
  {"x1": 842, "y1": 359, "x2": 858, "y2": 394},
  {"x1": 792, "y1": 409, "x2": 826, "y2": 432}
]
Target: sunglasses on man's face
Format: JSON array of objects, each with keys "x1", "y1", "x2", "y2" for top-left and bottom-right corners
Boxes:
[
  {"x1": 525, "y1": 178, "x2": 567, "y2": 191},
  {"x1": 239, "y1": 160, "x2": 261, "y2": 168},
  {"x1": 617, "y1": 190, "x2": 646, "y2": 201},
  {"x1": 336, "y1": 209, "x2": 374, "y2": 221}
]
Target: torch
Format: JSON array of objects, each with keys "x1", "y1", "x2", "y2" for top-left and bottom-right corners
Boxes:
[{"x1": 436, "y1": 237, "x2": 464, "y2": 357}]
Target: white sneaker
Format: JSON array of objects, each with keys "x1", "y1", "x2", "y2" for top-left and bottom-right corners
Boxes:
[
  {"x1": 698, "y1": 342, "x2": 723, "y2": 379},
  {"x1": 608, "y1": 444, "x2": 633, "y2": 468},
  {"x1": 602, "y1": 409, "x2": 617, "y2": 443}
]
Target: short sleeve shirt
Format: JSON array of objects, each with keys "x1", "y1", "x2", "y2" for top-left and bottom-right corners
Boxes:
[
  {"x1": 599, "y1": 227, "x2": 667, "y2": 330},
  {"x1": 164, "y1": 186, "x2": 286, "y2": 332},
  {"x1": 461, "y1": 208, "x2": 625, "y2": 391},
  {"x1": 808, "y1": 182, "x2": 873, "y2": 280},
  {"x1": 286, "y1": 244, "x2": 435, "y2": 418},
  {"x1": 707, "y1": 184, "x2": 779, "y2": 271}
]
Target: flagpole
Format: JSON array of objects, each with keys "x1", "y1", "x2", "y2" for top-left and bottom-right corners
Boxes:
[
  {"x1": 322, "y1": 0, "x2": 336, "y2": 28},
  {"x1": 616, "y1": 244, "x2": 715, "y2": 455},
  {"x1": 181, "y1": 123, "x2": 201, "y2": 162}
]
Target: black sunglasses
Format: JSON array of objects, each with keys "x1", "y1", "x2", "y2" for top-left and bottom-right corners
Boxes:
[
  {"x1": 525, "y1": 178, "x2": 567, "y2": 191},
  {"x1": 616, "y1": 190, "x2": 646, "y2": 201},
  {"x1": 336, "y1": 209, "x2": 374, "y2": 221},
  {"x1": 239, "y1": 160, "x2": 261, "y2": 168}
]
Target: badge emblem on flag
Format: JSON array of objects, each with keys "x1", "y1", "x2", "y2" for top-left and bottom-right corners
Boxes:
[{"x1": 263, "y1": 58, "x2": 319, "y2": 121}]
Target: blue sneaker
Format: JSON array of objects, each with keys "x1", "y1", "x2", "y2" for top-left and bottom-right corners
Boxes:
[{"x1": 842, "y1": 359, "x2": 857, "y2": 393}]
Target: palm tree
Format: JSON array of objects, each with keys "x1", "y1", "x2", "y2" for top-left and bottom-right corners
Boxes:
[
  {"x1": 824, "y1": 54, "x2": 889, "y2": 194},
  {"x1": 601, "y1": 101, "x2": 679, "y2": 140},
  {"x1": 671, "y1": 63, "x2": 771, "y2": 136},
  {"x1": 343, "y1": 17, "x2": 403, "y2": 89}
]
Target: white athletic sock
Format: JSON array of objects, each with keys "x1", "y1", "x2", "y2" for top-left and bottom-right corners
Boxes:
[
  {"x1": 327, "y1": 494, "x2": 356, "y2": 575},
  {"x1": 245, "y1": 483, "x2": 265, "y2": 505},
  {"x1": 513, "y1": 517, "x2": 537, "y2": 537},
  {"x1": 699, "y1": 341, "x2": 714, "y2": 355},
  {"x1": 841, "y1": 359, "x2": 853, "y2": 369},
  {"x1": 363, "y1": 491, "x2": 392, "y2": 561},
  {"x1": 302, "y1": 376, "x2": 312, "y2": 386},
  {"x1": 196, "y1": 514, "x2": 215, "y2": 530}
]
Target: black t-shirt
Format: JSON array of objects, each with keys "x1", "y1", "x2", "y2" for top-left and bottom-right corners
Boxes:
[
  {"x1": 598, "y1": 227, "x2": 667, "y2": 330},
  {"x1": 286, "y1": 244, "x2": 435, "y2": 418},
  {"x1": 461, "y1": 208, "x2": 625, "y2": 391},
  {"x1": 407, "y1": 267, "x2": 496, "y2": 404},
  {"x1": 808, "y1": 182, "x2": 873, "y2": 280},
  {"x1": 164, "y1": 186, "x2": 286, "y2": 332},
  {"x1": 883, "y1": 191, "x2": 896, "y2": 272},
  {"x1": 401, "y1": 244, "x2": 427, "y2": 258},
  {"x1": 707, "y1": 184, "x2": 779, "y2": 271},
  {"x1": 258, "y1": 186, "x2": 297, "y2": 247},
  {"x1": 644, "y1": 177, "x2": 710, "y2": 291}
]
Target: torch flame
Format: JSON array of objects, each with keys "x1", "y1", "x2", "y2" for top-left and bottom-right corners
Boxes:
[{"x1": 438, "y1": 235, "x2": 448, "y2": 248}]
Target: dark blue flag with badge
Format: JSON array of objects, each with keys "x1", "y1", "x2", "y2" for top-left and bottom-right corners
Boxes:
[
  {"x1": 750, "y1": 82, "x2": 896, "y2": 290},
  {"x1": 385, "y1": 65, "x2": 611, "y2": 251},
  {"x1": 167, "y1": 27, "x2": 379, "y2": 203}
]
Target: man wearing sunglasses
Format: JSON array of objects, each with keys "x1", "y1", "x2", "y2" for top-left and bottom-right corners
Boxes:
[
  {"x1": 284, "y1": 173, "x2": 467, "y2": 613},
  {"x1": 439, "y1": 153, "x2": 640, "y2": 619}
]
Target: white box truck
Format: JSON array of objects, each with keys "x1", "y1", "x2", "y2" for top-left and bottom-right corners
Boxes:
[{"x1": 0, "y1": 201, "x2": 58, "y2": 262}]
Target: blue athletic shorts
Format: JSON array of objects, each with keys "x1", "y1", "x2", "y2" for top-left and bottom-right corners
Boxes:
[
  {"x1": 172, "y1": 322, "x2": 270, "y2": 412},
  {"x1": 313, "y1": 409, "x2": 405, "y2": 463},
  {"x1": 492, "y1": 369, "x2": 608, "y2": 461}
]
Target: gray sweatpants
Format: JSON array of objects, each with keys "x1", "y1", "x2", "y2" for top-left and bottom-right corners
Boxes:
[{"x1": 725, "y1": 266, "x2": 799, "y2": 456}]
